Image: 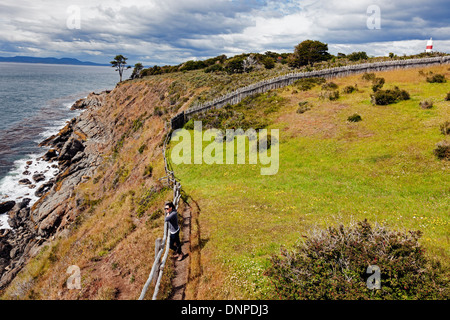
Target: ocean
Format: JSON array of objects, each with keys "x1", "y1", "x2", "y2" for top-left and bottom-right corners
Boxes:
[{"x1": 0, "y1": 62, "x2": 131, "y2": 229}]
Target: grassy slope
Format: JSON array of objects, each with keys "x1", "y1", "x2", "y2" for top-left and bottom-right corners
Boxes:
[
  {"x1": 0, "y1": 64, "x2": 292, "y2": 300},
  {"x1": 1, "y1": 63, "x2": 448, "y2": 300},
  {"x1": 172, "y1": 65, "x2": 450, "y2": 299}
]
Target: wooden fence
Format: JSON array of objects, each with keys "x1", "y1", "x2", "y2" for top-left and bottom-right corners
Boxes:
[
  {"x1": 171, "y1": 55, "x2": 450, "y2": 129},
  {"x1": 139, "y1": 130, "x2": 182, "y2": 300}
]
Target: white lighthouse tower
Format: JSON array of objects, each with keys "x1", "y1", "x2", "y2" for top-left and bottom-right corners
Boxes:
[{"x1": 426, "y1": 38, "x2": 433, "y2": 53}]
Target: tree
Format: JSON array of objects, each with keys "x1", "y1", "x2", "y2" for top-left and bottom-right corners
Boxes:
[
  {"x1": 130, "y1": 62, "x2": 144, "y2": 79},
  {"x1": 288, "y1": 40, "x2": 331, "y2": 68},
  {"x1": 347, "y1": 51, "x2": 369, "y2": 61},
  {"x1": 110, "y1": 55, "x2": 130, "y2": 82}
]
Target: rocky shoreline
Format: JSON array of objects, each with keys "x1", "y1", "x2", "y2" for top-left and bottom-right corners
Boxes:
[{"x1": 0, "y1": 91, "x2": 109, "y2": 290}]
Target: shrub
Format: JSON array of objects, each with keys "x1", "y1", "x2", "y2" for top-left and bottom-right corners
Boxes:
[
  {"x1": 426, "y1": 74, "x2": 446, "y2": 83},
  {"x1": 371, "y1": 77, "x2": 385, "y2": 92},
  {"x1": 362, "y1": 72, "x2": 376, "y2": 81},
  {"x1": 419, "y1": 100, "x2": 434, "y2": 109},
  {"x1": 294, "y1": 77, "x2": 326, "y2": 91},
  {"x1": 320, "y1": 90, "x2": 339, "y2": 101},
  {"x1": 297, "y1": 101, "x2": 311, "y2": 114},
  {"x1": 445, "y1": 92, "x2": 450, "y2": 101},
  {"x1": 434, "y1": 140, "x2": 450, "y2": 160},
  {"x1": 322, "y1": 82, "x2": 339, "y2": 91},
  {"x1": 183, "y1": 119, "x2": 195, "y2": 130},
  {"x1": 440, "y1": 121, "x2": 450, "y2": 135},
  {"x1": 143, "y1": 164, "x2": 153, "y2": 177},
  {"x1": 265, "y1": 220, "x2": 449, "y2": 300},
  {"x1": 347, "y1": 51, "x2": 369, "y2": 61},
  {"x1": 371, "y1": 86, "x2": 410, "y2": 105},
  {"x1": 204, "y1": 64, "x2": 224, "y2": 73},
  {"x1": 138, "y1": 144, "x2": 147, "y2": 154},
  {"x1": 342, "y1": 85, "x2": 356, "y2": 94},
  {"x1": 347, "y1": 113, "x2": 362, "y2": 122},
  {"x1": 153, "y1": 107, "x2": 164, "y2": 117},
  {"x1": 262, "y1": 57, "x2": 275, "y2": 69}
]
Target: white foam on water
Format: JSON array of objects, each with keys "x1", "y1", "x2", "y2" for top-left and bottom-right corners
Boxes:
[
  {"x1": 0, "y1": 153, "x2": 59, "y2": 229},
  {"x1": 0, "y1": 213, "x2": 11, "y2": 230}
]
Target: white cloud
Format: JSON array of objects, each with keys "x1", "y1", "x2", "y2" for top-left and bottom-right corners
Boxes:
[{"x1": 0, "y1": 0, "x2": 449, "y2": 64}]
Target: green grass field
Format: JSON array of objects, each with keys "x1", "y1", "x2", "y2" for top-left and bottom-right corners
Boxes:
[{"x1": 172, "y1": 65, "x2": 450, "y2": 299}]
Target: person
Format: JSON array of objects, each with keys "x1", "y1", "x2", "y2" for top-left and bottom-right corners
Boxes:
[{"x1": 164, "y1": 201, "x2": 184, "y2": 261}]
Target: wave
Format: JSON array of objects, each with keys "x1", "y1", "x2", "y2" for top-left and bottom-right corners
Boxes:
[{"x1": 0, "y1": 97, "x2": 84, "y2": 229}]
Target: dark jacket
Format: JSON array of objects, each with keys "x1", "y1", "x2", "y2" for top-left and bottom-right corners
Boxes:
[{"x1": 165, "y1": 209, "x2": 180, "y2": 234}]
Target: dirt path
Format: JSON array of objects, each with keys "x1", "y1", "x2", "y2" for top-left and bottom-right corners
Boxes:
[{"x1": 168, "y1": 204, "x2": 191, "y2": 300}]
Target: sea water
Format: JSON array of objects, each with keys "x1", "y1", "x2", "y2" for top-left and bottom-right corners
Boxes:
[{"x1": 0, "y1": 62, "x2": 130, "y2": 229}]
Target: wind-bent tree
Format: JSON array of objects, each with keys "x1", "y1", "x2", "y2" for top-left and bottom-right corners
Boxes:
[
  {"x1": 288, "y1": 40, "x2": 331, "y2": 68},
  {"x1": 130, "y1": 62, "x2": 144, "y2": 80},
  {"x1": 110, "y1": 55, "x2": 130, "y2": 82}
]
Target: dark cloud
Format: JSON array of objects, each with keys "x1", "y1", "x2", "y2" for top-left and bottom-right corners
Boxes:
[{"x1": 0, "y1": 0, "x2": 448, "y2": 65}]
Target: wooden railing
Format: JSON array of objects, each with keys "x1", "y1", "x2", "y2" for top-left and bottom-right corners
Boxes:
[
  {"x1": 138, "y1": 130, "x2": 182, "y2": 300},
  {"x1": 171, "y1": 56, "x2": 450, "y2": 129}
]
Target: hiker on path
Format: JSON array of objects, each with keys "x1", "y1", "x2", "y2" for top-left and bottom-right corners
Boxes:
[{"x1": 164, "y1": 201, "x2": 184, "y2": 261}]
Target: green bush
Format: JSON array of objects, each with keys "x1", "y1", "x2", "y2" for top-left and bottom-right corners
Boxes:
[
  {"x1": 362, "y1": 72, "x2": 376, "y2": 81},
  {"x1": 371, "y1": 86, "x2": 410, "y2": 105},
  {"x1": 322, "y1": 82, "x2": 339, "y2": 91},
  {"x1": 265, "y1": 220, "x2": 449, "y2": 300},
  {"x1": 342, "y1": 85, "x2": 357, "y2": 94},
  {"x1": 347, "y1": 51, "x2": 368, "y2": 61},
  {"x1": 297, "y1": 101, "x2": 311, "y2": 114},
  {"x1": 440, "y1": 121, "x2": 450, "y2": 135},
  {"x1": 434, "y1": 140, "x2": 450, "y2": 160},
  {"x1": 419, "y1": 100, "x2": 433, "y2": 109},
  {"x1": 347, "y1": 113, "x2": 362, "y2": 122},
  {"x1": 143, "y1": 164, "x2": 153, "y2": 177},
  {"x1": 204, "y1": 64, "x2": 224, "y2": 73},
  {"x1": 294, "y1": 77, "x2": 326, "y2": 91},
  {"x1": 262, "y1": 57, "x2": 275, "y2": 69},
  {"x1": 371, "y1": 77, "x2": 385, "y2": 92},
  {"x1": 320, "y1": 90, "x2": 339, "y2": 101},
  {"x1": 426, "y1": 74, "x2": 446, "y2": 83},
  {"x1": 183, "y1": 119, "x2": 195, "y2": 130}
]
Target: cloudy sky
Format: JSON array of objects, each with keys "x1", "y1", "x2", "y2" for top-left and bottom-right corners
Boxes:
[{"x1": 1, "y1": 0, "x2": 449, "y2": 66}]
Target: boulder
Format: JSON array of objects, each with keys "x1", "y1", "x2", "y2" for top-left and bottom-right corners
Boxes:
[
  {"x1": 35, "y1": 181, "x2": 54, "y2": 198},
  {"x1": 42, "y1": 149, "x2": 58, "y2": 161},
  {"x1": 18, "y1": 179, "x2": 32, "y2": 186},
  {"x1": 32, "y1": 173, "x2": 46, "y2": 183},
  {"x1": 0, "y1": 201, "x2": 15, "y2": 215},
  {"x1": 58, "y1": 138, "x2": 84, "y2": 161}
]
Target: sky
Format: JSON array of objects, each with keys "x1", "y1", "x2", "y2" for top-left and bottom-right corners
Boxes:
[{"x1": 0, "y1": 0, "x2": 449, "y2": 66}]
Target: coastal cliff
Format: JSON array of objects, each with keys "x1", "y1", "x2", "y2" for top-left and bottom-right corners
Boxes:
[
  {"x1": 0, "y1": 75, "x2": 187, "y2": 298},
  {"x1": 0, "y1": 91, "x2": 110, "y2": 288}
]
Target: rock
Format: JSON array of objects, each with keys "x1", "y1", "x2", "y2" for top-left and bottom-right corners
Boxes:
[
  {"x1": 0, "y1": 201, "x2": 15, "y2": 215},
  {"x1": 32, "y1": 173, "x2": 46, "y2": 183},
  {"x1": 7, "y1": 199, "x2": 31, "y2": 229},
  {"x1": 22, "y1": 170, "x2": 31, "y2": 176},
  {"x1": 26, "y1": 161, "x2": 33, "y2": 166},
  {"x1": 58, "y1": 138, "x2": 84, "y2": 161},
  {"x1": 42, "y1": 149, "x2": 58, "y2": 161},
  {"x1": 70, "y1": 92, "x2": 105, "y2": 110},
  {"x1": 71, "y1": 151, "x2": 85, "y2": 163},
  {"x1": 18, "y1": 179, "x2": 32, "y2": 186},
  {"x1": 35, "y1": 182, "x2": 54, "y2": 198}
]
